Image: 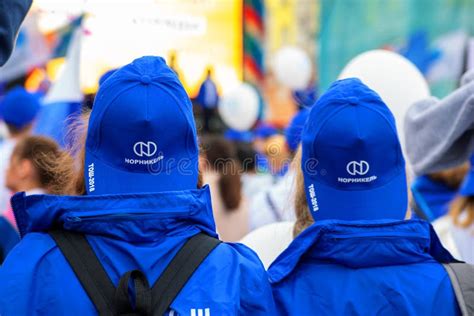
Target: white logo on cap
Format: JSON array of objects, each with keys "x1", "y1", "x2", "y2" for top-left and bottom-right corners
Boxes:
[
  {"x1": 346, "y1": 160, "x2": 369, "y2": 176},
  {"x1": 133, "y1": 141, "x2": 157, "y2": 157}
]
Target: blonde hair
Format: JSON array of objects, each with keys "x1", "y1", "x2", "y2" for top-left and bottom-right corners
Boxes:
[
  {"x1": 449, "y1": 196, "x2": 474, "y2": 228},
  {"x1": 293, "y1": 147, "x2": 314, "y2": 237}
]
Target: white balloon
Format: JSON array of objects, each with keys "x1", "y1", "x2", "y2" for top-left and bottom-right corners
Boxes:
[
  {"x1": 338, "y1": 49, "x2": 430, "y2": 151},
  {"x1": 218, "y1": 83, "x2": 260, "y2": 131},
  {"x1": 273, "y1": 46, "x2": 312, "y2": 90}
]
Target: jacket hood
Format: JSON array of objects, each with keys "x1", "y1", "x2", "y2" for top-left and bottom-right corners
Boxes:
[
  {"x1": 11, "y1": 185, "x2": 217, "y2": 242},
  {"x1": 268, "y1": 219, "x2": 457, "y2": 283}
]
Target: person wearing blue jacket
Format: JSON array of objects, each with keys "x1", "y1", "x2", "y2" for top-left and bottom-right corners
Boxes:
[
  {"x1": 267, "y1": 78, "x2": 461, "y2": 315},
  {"x1": 0, "y1": 56, "x2": 275, "y2": 315}
]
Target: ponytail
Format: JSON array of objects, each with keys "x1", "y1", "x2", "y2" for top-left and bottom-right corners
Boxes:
[
  {"x1": 292, "y1": 147, "x2": 314, "y2": 238},
  {"x1": 201, "y1": 135, "x2": 242, "y2": 212}
]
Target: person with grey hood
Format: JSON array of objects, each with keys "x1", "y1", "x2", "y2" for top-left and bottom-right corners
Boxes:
[{"x1": 404, "y1": 69, "x2": 474, "y2": 263}]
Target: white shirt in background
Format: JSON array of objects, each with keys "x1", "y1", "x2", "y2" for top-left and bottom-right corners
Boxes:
[
  {"x1": 0, "y1": 139, "x2": 16, "y2": 213},
  {"x1": 433, "y1": 213, "x2": 474, "y2": 264},
  {"x1": 249, "y1": 169, "x2": 296, "y2": 230}
]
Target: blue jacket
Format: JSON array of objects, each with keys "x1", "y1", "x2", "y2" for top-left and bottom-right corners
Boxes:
[
  {"x1": 0, "y1": 0, "x2": 31, "y2": 65},
  {"x1": 268, "y1": 219, "x2": 460, "y2": 316},
  {"x1": 0, "y1": 217, "x2": 19, "y2": 263},
  {"x1": 0, "y1": 186, "x2": 275, "y2": 315},
  {"x1": 411, "y1": 175, "x2": 458, "y2": 222}
]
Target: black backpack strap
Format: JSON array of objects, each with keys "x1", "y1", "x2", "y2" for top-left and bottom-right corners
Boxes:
[
  {"x1": 49, "y1": 230, "x2": 117, "y2": 316},
  {"x1": 442, "y1": 263, "x2": 474, "y2": 316},
  {"x1": 151, "y1": 233, "x2": 221, "y2": 316},
  {"x1": 115, "y1": 270, "x2": 152, "y2": 315}
]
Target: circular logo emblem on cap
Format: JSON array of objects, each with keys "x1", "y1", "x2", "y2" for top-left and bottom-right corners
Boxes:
[
  {"x1": 133, "y1": 141, "x2": 157, "y2": 157},
  {"x1": 346, "y1": 160, "x2": 369, "y2": 176}
]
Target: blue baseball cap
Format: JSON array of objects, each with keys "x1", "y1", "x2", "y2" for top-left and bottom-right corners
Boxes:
[
  {"x1": 98, "y1": 69, "x2": 117, "y2": 87},
  {"x1": 0, "y1": 87, "x2": 40, "y2": 129},
  {"x1": 85, "y1": 56, "x2": 199, "y2": 195},
  {"x1": 285, "y1": 108, "x2": 310, "y2": 152},
  {"x1": 301, "y1": 78, "x2": 407, "y2": 221},
  {"x1": 459, "y1": 154, "x2": 474, "y2": 196}
]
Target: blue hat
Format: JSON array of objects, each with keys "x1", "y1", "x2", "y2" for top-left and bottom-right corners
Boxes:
[
  {"x1": 224, "y1": 128, "x2": 254, "y2": 142},
  {"x1": 301, "y1": 78, "x2": 407, "y2": 221},
  {"x1": 459, "y1": 154, "x2": 474, "y2": 196},
  {"x1": 98, "y1": 69, "x2": 117, "y2": 87},
  {"x1": 85, "y1": 56, "x2": 199, "y2": 195},
  {"x1": 285, "y1": 108, "x2": 309, "y2": 152},
  {"x1": 253, "y1": 123, "x2": 278, "y2": 139},
  {"x1": 0, "y1": 87, "x2": 40, "y2": 129}
]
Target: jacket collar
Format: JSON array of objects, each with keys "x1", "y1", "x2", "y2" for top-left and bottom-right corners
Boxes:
[
  {"x1": 268, "y1": 219, "x2": 458, "y2": 283},
  {"x1": 11, "y1": 185, "x2": 217, "y2": 242}
]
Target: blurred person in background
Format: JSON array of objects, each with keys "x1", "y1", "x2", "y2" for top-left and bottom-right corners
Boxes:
[
  {"x1": 223, "y1": 129, "x2": 273, "y2": 205},
  {"x1": 0, "y1": 0, "x2": 31, "y2": 66},
  {"x1": 411, "y1": 164, "x2": 468, "y2": 221},
  {"x1": 0, "y1": 135, "x2": 72, "y2": 262},
  {"x1": 268, "y1": 79, "x2": 462, "y2": 315},
  {"x1": 249, "y1": 109, "x2": 309, "y2": 230},
  {"x1": 252, "y1": 123, "x2": 278, "y2": 173},
  {"x1": 0, "y1": 57, "x2": 275, "y2": 315},
  {"x1": 196, "y1": 67, "x2": 219, "y2": 132},
  {"x1": 200, "y1": 134, "x2": 249, "y2": 242},
  {"x1": 0, "y1": 87, "x2": 40, "y2": 213},
  {"x1": 434, "y1": 154, "x2": 474, "y2": 263},
  {"x1": 404, "y1": 69, "x2": 474, "y2": 264}
]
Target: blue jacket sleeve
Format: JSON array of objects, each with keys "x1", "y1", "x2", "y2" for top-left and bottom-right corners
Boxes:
[
  {"x1": 233, "y1": 244, "x2": 276, "y2": 315},
  {"x1": 0, "y1": 0, "x2": 32, "y2": 66}
]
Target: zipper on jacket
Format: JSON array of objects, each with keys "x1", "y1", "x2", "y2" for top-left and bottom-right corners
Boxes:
[
  {"x1": 65, "y1": 210, "x2": 190, "y2": 223},
  {"x1": 326, "y1": 231, "x2": 428, "y2": 240}
]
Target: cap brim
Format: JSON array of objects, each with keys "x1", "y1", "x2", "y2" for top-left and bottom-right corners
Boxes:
[
  {"x1": 304, "y1": 171, "x2": 408, "y2": 221},
  {"x1": 85, "y1": 152, "x2": 197, "y2": 195},
  {"x1": 460, "y1": 170, "x2": 474, "y2": 196}
]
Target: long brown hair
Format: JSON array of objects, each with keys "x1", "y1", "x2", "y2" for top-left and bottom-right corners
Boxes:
[
  {"x1": 293, "y1": 147, "x2": 314, "y2": 237},
  {"x1": 12, "y1": 136, "x2": 74, "y2": 194},
  {"x1": 201, "y1": 135, "x2": 242, "y2": 211}
]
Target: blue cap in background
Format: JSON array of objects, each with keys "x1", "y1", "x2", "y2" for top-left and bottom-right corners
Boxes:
[
  {"x1": 253, "y1": 123, "x2": 278, "y2": 139},
  {"x1": 301, "y1": 78, "x2": 407, "y2": 221},
  {"x1": 85, "y1": 56, "x2": 199, "y2": 195},
  {"x1": 460, "y1": 154, "x2": 474, "y2": 196},
  {"x1": 285, "y1": 108, "x2": 310, "y2": 152},
  {"x1": 0, "y1": 87, "x2": 40, "y2": 129},
  {"x1": 224, "y1": 128, "x2": 254, "y2": 143}
]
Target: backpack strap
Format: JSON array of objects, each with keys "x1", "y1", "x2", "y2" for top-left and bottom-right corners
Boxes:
[
  {"x1": 442, "y1": 263, "x2": 474, "y2": 316},
  {"x1": 49, "y1": 230, "x2": 116, "y2": 316},
  {"x1": 151, "y1": 233, "x2": 221, "y2": 316}
]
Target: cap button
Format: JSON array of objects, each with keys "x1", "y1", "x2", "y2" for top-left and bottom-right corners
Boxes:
[
  {"x1": 141, "y1": 75, "x2": 152, "y2": 85},
  {"x1": 347, "y1": 97, "x2": 358, "y2": 105}
]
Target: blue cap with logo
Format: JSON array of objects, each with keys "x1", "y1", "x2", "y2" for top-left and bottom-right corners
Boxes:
[
  {"x1": 459, "y1": 154, "x2": 474, "y2": 196},
  {"x1": 85, "y1": 56, "x2": 199, "y2": 195},
  {"x1": 0, "y1": 87, "x2": 41, "y2": 129},
  {"x1": 301, "y1": 78, "x2": 407, "y2": 221},
  {"x1": 285, "y1": 108, "x2": 310, "y2": 152}
]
